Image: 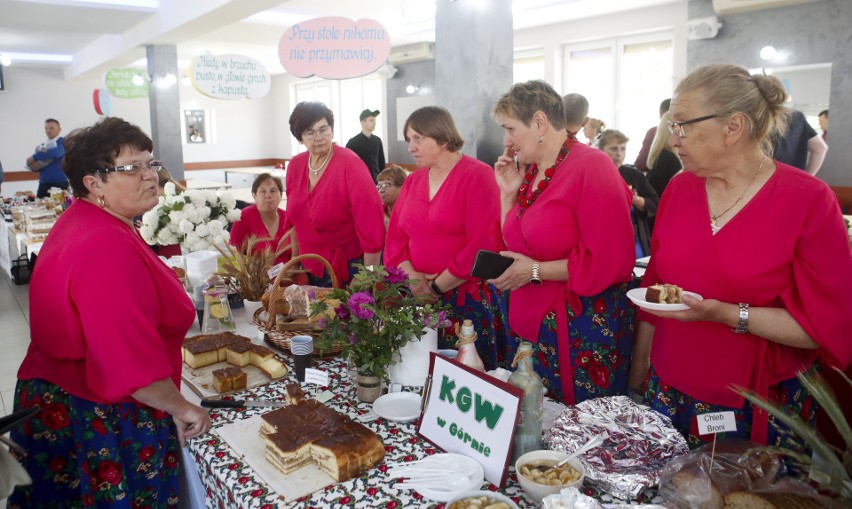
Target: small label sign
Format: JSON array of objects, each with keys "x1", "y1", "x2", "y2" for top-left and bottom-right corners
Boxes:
[
  {"x1": 267, "y1": 262, "x2": 283, "y2": 280},
  {"x1": 697, "y1": 411, "x2": 737, "y2": 435},
  {"x1": 304, "y1": 368, "x2": 329, "y2": 387}
]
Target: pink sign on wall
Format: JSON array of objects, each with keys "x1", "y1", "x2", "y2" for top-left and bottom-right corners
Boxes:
[{"x1": 279, "y1": 17, "x2": 391, "y2": 79}]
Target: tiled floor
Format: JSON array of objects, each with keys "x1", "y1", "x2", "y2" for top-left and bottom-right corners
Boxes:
[{"x1": 0, "y1": 269, "x2": 29, "y2": 418}]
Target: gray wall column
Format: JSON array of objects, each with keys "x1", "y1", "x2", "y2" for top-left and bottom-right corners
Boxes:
[
  {"x1": 146, "y1": 45, "x2": 185, "y2": 182},
  {"x1": 435, "y1": 0, "x2": 513, "y2": 166}
]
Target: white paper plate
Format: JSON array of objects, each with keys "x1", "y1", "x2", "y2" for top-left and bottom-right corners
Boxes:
[
  {"x1": 627, "y1": 287, "x2": 702, "y2": 311},
  {"x1": 372, "y1": 392, "x2": 422, "y2": 422}
]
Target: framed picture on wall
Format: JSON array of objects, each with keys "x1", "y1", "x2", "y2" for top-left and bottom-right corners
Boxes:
[{"x1": 184, "y1": 109, "x2": 208, "y2": 144}]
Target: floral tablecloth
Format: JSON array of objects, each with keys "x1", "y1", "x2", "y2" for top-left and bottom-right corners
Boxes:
[{"x1": 185, "y1": 355, "x2": 662, "y2": 508}]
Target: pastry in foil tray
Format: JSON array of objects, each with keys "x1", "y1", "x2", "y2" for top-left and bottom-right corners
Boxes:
[{"x1": 544, "y1": 395, "x2": 689, "y2": 500}]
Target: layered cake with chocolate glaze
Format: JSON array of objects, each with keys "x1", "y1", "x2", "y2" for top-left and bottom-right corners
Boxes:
[
  {"x1": 645, "y1": 284, "x2": 684, "y2": 304},
  {"x1": 182, "y1": 332, "x2": 252, "y2": 368},
  {"x1": 260, "y1": 391, "x2": 385, "y2": 482}
]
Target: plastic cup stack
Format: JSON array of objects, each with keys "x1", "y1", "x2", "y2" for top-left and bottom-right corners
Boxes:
[{"x1": 290, "y1": 335, "x2": 313, "y2": 382}]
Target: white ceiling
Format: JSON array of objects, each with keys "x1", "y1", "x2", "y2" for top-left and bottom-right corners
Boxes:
[{"x1": 0, "y1": 0, "x2": 682, "y2": 79}]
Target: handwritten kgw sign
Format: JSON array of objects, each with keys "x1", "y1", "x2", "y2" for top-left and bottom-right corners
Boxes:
[
  {"x1": 279, "y1": 17, "x2": 391, "y2": 79},
  {"x1": 104, "y1": 68, "x2": 148, "y2": 99},
  {"x1": 418, "y1": 354, "x2": 523, "y2": 487},
  {"x1": 190, "y1": 54, "x2": 271, "y2": 100}
]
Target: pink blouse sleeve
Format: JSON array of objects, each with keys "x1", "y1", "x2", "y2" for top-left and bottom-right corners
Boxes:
[
  {"x1": 384, "y1": 179, "x2": 413, "y2": 267},
  {"x1": 447, "y1": 169, "x2": 502, "y2": 279},
  {"x1": 229, "y1": 216, "x2": 247, "y2": 250},
  {"x1": 70, "y1": 239, "x2": 174, "y2": 401},
  {"x1": 344, "y1": 161, "x2": 385, "y2": 255},
  {"x1": 566, "y1": 157, "x2": 635, "y2": 296},
  {"x1": 781, "y1": 189, "x2": 852, "y2": 367}
]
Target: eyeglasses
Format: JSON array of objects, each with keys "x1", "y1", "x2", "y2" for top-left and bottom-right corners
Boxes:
[
  {"x1": 96, "y1": 160, "x2": 162, "y2": 175},
  {"x1": 667, "y1": 114, "x2": 719, "y2": 138},
  {"x1": 302, "y1": 125, "x2": 332, "y2": 140},
  {"x1": 376, "y1": 182, "x2": 397, "y2": 191}
]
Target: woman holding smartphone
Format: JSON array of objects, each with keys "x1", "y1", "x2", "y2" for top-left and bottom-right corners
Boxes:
[
  {"x1": 385, "y1": 106, "x2": 508, "y2": 369},
  {"x1": 490, "y1": 81, "x2": 636, "y2": 404}
]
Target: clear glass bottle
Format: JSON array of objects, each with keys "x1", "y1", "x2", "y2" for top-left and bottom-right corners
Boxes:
[
  {"x1": 509, "y1": 341, "x2": 543, "y2": 463},
  {"x1": 455, "y1": 319, "x2": 484, "y2": 372},
  {"x1": 201, "y1": 274, "x2": 235, "y2": 333}
]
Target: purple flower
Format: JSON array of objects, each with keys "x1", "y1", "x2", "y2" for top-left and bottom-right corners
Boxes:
[
  {"x1": 334, "y1": 304, "x2": 350, "y2": 320},
  {"x1": 385, "y1": 266, "x2": 408, "y2": 284},
  {"x1": 349, "y1": 334, "x2": 358, "y2": 345},
  {"x1": 348, "y1": 292, "x2": 375, "y2": 319},
  {"x1": 436, "y1": 310, "x2": 451, "y2": 328},
  {"x1": 316, "y1": 317, "x2": 329, "y2": 328}
]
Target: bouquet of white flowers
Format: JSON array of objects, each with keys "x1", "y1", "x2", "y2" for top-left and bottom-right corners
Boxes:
[{"x1": 140, "y1": 182, "x2": 242, "y2": 252}]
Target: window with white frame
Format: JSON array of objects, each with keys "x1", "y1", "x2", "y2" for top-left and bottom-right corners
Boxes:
[
  {"x1": 514, "y1": 48, "x2": 545, "y2": 84},
  {"x1": 291, "y1": 76, "x2": 383, "y2": 155},
  {"x1": 563, "y1": 32, "x2": 673, "y2": 163}
]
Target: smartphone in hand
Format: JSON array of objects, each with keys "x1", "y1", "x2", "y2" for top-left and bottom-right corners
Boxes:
[{"x1": 470, "y1": 250, "x2": 514, "y2": 279}]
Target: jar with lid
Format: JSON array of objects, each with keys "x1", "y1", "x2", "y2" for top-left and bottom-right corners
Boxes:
[
  {"x1": 201, "y1": 274, "x2": 235, "y2": 333},
  {"x1": 509, "y1": 341, "x2": 543, "y2": 462}
]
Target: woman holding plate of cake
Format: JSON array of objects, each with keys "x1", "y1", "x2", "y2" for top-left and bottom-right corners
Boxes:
[
  {"x1": 490, "y1": 80, "x2": 637, "y2": 405},
  {"x1": 631, "y1": 64, "x2": 852, "y2": 450},
  {"x1": 285, "y1": 101, "x2": 385, "y2": 287},
  {"x1": 10, "y1": 117, "x2": 211, "y2": 506}
]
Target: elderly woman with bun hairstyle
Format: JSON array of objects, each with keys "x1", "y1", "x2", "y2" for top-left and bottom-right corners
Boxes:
[
  {"x1": 632, "y1": 64, "x2": 852, "y2": 450},
  {"x1": 285, "y1": 101, "x2": 385, "y2": 286}
]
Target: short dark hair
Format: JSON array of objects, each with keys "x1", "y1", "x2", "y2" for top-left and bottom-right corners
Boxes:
[
  {"x1": 659, "y1": 99, "x2": 671, "y2": 116},
  {"x1": 45, "y1": 118, "x2": 60, "y2": 127},
  {"x1": 377, "y1": 165, "x2": 407, "y2": 187},
  {"x1": 403, "y1": 106, "x2": 464, "y2": 152},
  {"x1": 62, "y1": 117, "x2": 153, "y2": 198},
  {"x1": 493, "y1": 80, "x2": 566, "y2": 130},
  {"x1": 818, "y1": 109, "x2": 828, "y2": 118},
  {"x1": 289, "y1": 102, "x2": 335, "y2": 142},
  {"x1": 598, "y1": 129, "x2": 629, "y2": 149},
  {"x1": 251, "y1": 173, "x2": 283, "y2": 194}
]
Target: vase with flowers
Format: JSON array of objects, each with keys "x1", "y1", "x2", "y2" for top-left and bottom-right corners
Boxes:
[{"x1": 310, "y1": 265, "x2": 451, "y2": 402}]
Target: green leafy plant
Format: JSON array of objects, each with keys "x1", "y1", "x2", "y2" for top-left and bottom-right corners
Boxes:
[
  {"x1": 733, "y1": 367, "x2": 852, "y2": 500},
  {"x1": 310, "y1": 265, "x2": 451, "y2": 377}
]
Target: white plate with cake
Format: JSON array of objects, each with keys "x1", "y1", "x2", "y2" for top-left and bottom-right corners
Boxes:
[
  {"x1": 373, "y1": 392, "x2": 422, "y2": 423},
  {"x1": 627, "y1": 285, "x2": 702, "y2": 311}
]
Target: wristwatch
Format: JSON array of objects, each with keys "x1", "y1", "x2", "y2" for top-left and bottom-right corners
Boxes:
[
  {"x1": 732, "y1": 303, "x2": 749, "y2": 334},
  {"x1": 430, "y1": 280, "x2": 444, "y2": 295},
  {"x1": 530, "y1": 260, "x2": 543, "y2": 286}
]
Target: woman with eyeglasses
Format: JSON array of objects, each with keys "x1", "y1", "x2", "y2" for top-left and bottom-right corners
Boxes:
[
  {"x1": 491, "y1": 80, "x2": 636, "y2": 405},
  {"x1": 632, "y1": 64, "x2": 852, "y2": 451},
  {"x1": 376, "y1": 165, "x2": 407, "y2": 228},
  {"x1": 10, "y1": 117, "x2": 211, "y2": 506},
  {"x1": 228, "y1": 173, "x2": 292, "y2": 265},
  {"x1": 384, "y1": 106, "x2": 508, "y2": 368},
  {"x1": 285, "y1": 102, "x2": 384, "y2": 286}
]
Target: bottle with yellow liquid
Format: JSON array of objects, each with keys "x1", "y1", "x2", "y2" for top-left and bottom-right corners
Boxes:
[{"x1": 201, "y1": 274, "x2": 235, "y2": 333}]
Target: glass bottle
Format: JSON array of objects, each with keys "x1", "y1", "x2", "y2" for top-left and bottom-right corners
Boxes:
[
  {"x1": 201, "y1": 274, "x2": 235, "y2": 333},
  {"x1": 509, "y1": 341, "x2": 543, "y2": 463},
  {"x1": 455, "y1": 319, "x2": 484, "y2": 372}
]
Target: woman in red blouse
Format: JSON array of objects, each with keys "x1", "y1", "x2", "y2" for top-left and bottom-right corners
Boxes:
[
  {"x1": 285, "y1": 102, "x2": 385, "y2": 286},
  {"x1": 490, "y1": 81, "x2": 636, "y2": 404},
  {"x1": 229, "y1": 173, "x2": 291, "y2": 265},
  {"x1": 634, "y1": 64, "x2": 852, "y2": 449},
  {"x1": 385, "y1": 106, "x2": 508, "y2": 368}
]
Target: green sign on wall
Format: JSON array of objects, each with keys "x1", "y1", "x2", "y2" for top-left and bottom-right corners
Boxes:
[{"x1": 104, "y1": 68, "x2": 149, "y2": 99}]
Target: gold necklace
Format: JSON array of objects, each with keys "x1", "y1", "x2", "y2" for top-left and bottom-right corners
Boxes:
[
  {"x1": 708, "y1": 155, "x2": 766, "y2": 234},
  {"x1": 308, "y1": 148, "x2": 333, "y2": 176}
]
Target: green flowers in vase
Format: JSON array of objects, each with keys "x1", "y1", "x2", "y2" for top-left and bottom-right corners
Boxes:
[{"x1": 310, "y1": 265, "x2": 451, "y2": 378}]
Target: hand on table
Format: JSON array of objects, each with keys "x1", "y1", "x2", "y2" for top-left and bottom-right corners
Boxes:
[
  {"x1": 488, "y1": 251, "x2": 534, "y2": 291},
  {"x1": 173, "y1": 404, "x2": 212, "y2": 447}
]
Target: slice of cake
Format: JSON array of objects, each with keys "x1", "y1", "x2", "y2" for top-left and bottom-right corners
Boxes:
[
  {"x1": 212, "y1": 366, "x2": 247, "y2": 394},
  {"x1": 258, "y1": 357, "x2": 287, "y2": 379},
  {"x1": 226, "y1": 342, "x2": 254, "y2": 367},
  {"x1": 183, "y1": 332, "x2": 252, "y2": 368},
  {"x1": 645, "y1": 283, "x2": 683, "y2": 304},
  {"x1": 249, "y1": 344, "x2": 275, "y2": 366},
  {"x1": 662, "y1": 283, "x2": 683, "y2": 304}
]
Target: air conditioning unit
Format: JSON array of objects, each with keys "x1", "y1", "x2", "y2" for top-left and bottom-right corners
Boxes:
[
  {"x1": 687, "y1": 16, "x2": 723, "y2": 40},
  {"x1": 713, "y1": 0, "x2": 822, "y2": 15},
  {"x1": 388, "y1": 42, "x2": 435, "y2": 65}
]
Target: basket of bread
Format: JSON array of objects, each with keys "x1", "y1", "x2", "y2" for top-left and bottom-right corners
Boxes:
[{"x1": 254, "y1": 254, "x2": 347, "y2": 356}]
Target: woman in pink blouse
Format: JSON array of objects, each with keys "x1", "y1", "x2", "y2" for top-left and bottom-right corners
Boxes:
[
  {"x1": 490, "y1": 81, "x2": 636, "y2": 404},
  {"x1": 634, "y1": 64, "x2": 852, "y2": 450},
  {"x1": 11, "y1": 117, "x2": 210, "y2": 505},
  {"x1": 385, "y1": 106, "x2": 508, "y2": 367},
  {"x1": 285, "y1": 102, "x2": 385, "y2": 286},
  {"x1": 229, "y1": 173, "x2": 291, "y2": 265}
]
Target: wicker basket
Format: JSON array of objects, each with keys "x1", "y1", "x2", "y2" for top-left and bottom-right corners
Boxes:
[{"x1": 255, "y1": 253, "x2": 346, "y2": 357}]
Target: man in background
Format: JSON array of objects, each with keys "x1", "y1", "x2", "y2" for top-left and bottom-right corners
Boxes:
[
  {"x1": 346, "y1": 109, "x2": 385, "y2": 183},
  {"x1": 562, "y1": 93, "x2": 589, "y2": 137},
  {"x1": 634, "y1": 98, "x2": 670, "y2": 172},
  {"x1": 27, "y1": 118, "x2": 68, "y2": 197},
  {"x1": 818, "y1": 109, "x2": 828, "y2": 143},
  {"x1": 773, "y1": 108, "x2": 828, "y2": 176}
]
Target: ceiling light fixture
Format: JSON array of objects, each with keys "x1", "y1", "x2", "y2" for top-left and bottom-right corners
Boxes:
[
  {"x1": 0, "y1": 54, "x2": 11, "y2": 67},
  {"x1": 131, "y1": 74, "x2": 145, "y2": 86},
  {"x1": 406, "y1": 84, "x2": 420, "y2": 94},
  {"x1": 1, "y1": 52, "x2": 72, "y2": 64},
  {"x1": 760, "y1": 45, "x2": 777, "y2": 60},
  {"x1": 161, "y1": 73, "x2": 177, "y2": 86}
]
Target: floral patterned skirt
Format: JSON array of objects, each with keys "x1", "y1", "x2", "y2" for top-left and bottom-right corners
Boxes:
[
  {"x1": 435, "y1": 280, "x2": 510, "y2": 371},
  {"x1": 644, "y1": 364, "x2": 817, "y2": 454},
  {"x1": 307, "y1": 256, "x2": 362, "y2": 288},
  {"x1": 505, "y1": 281, "x2": 636, "y2": 404},
  {"x1": 8, "y1": 378, "x2": 181, "y2": 509}
]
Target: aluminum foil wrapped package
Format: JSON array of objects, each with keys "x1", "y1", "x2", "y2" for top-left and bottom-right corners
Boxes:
[{"x1": 544, "y1": 396, "x2": 689, "y2": 500}]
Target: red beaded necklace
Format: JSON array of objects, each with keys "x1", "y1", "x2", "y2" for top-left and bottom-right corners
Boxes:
[{"x1": 516, "y1": 134, "x2": 577, "y2": 217}]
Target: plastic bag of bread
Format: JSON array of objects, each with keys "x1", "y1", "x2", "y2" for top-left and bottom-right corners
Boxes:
[
  {"x1": 283, "y1": 285, "x2": 335, "y2": 318},
  {"x1": 261, "y1": 286, "x2": 290, "y2": 316},
  {"x1": 659, "y1": 439, "x2": 784, "y2": 509}
]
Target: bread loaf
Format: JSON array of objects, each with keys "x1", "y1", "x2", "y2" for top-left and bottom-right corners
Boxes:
[{"x1": 723, "y1": 492, "x2": 825, "y2": 509}]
